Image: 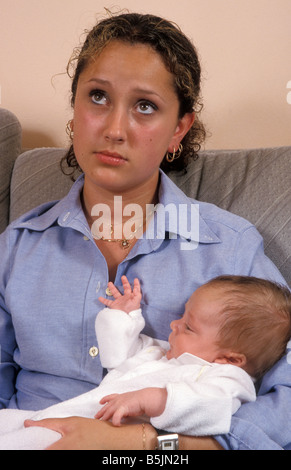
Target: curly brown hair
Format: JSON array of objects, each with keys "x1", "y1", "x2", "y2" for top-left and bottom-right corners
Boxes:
[{"x1": 62, "y1": 11, "x2": 206, "y2": 177}]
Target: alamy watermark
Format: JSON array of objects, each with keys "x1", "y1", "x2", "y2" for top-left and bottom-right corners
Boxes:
[{"x1": 90, "y1": 196, "x2": 199, "y2": 251}]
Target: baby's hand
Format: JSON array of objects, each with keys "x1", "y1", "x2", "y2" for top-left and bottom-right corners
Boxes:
[
  {"x1": 95, "y1": 391, "x2": 143, "y2": 426},
  {"x1": 98, "y1": 276, "x2": 142, "y2": 313},
  {"x1": 95, "y1": 388, "x2": 167, "y2": 426}
]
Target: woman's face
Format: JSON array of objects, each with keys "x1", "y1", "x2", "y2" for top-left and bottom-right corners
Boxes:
[{"x1": 72, "y1": 40, "x2": 194, "y2": 196}]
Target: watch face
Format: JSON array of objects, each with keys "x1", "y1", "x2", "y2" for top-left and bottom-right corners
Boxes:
[{"x1": 157, "y1": 434, "x2": 179, "y2": 450}]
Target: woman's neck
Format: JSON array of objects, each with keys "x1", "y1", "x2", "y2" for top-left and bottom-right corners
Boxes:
[{"x1": 81, "y1": 174, "x2": 160, "y2": 231}]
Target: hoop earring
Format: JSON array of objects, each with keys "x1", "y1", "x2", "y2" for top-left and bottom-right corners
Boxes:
[
  {"x1": 166, "y1": 143, "x2": 183, "y2": 163},
  {"x1": 66, "y1": 120, "x2": 74, "y2": 140}
]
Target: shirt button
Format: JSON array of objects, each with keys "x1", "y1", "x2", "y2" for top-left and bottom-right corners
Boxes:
[
  {"x1": 89, "y1": 346, "x2": 99, "y2": 357},
  {"x1": 83, "y1": 235, "x2": 89, "y2": 241},
  {"x1": 106, "y1": 287, "x2": 113, "y2": 296}
]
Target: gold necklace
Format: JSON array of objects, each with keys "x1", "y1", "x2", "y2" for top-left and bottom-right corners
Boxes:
[{"x1": 100, "y1": 221, "x2": 145, "y2": 250}]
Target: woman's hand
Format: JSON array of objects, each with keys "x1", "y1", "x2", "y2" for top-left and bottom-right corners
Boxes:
[
  {"x1": 24, "y1": 417, "x2": 156, "y2": 450},
  {"x1": 24, "y1": 416, "x2": 223, "y2": 450},
  {"x1": 25, "y1": 417, "x2": 100, "y2": 450}
]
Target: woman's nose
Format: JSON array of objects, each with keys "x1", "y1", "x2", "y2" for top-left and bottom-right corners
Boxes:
[{"x1": 104, "y1": 107, "x2": 127, "y2": 142}]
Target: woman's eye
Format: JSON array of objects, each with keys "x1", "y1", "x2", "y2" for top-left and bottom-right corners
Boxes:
[
  {"x1": 90, "y1": 91, "x2": 107, "y2": 105},
  {"x1": 137, "y1": 101, "x2": 157, "y2": 115}
]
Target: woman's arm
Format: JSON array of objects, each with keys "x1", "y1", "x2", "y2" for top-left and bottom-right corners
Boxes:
[
  {"x1": 216, "y1": 351, "x2": 291, "y2": 450},
  {"x1": 0, "y1": 232, "x2": 19, "y2": 408},
  {"x1": 179, "y1": 434, "x2": 223, "y2": 450},
  {"x1": 24, "y1": 417, "x2": 223, "y2": 450},
  {"x1": 222, "y1": 230, "x2": 291, "y2": 450}
]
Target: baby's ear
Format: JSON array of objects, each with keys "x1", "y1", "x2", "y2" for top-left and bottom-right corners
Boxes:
[{"x1": 214, "y1": 352, "x2": 247, "y2": 369}]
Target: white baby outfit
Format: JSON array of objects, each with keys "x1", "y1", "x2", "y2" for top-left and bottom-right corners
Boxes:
[{"x1": 0, "y1": 308, "x2": 256, "y2": 449}]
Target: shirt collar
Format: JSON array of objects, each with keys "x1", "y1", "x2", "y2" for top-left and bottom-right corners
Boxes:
[
  {"x1": 12, "y1": 174, "x2": 89, "y2": 235},
  {"x1": 156, "y1": 170, "x2": 220, "y2": 245},
  {"x1": 172, "y1": 352, "x2": 212, "y2": 366},
  {"x1": 12, "y1": 171, "x2": 220, "y2": 245}
]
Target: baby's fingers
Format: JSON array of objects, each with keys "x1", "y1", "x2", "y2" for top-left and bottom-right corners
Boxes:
[
  {"x1": 107, "y1": 282, "x2": 122, "y2": 299},
  {"x1": 133, "y1": 278, "x2": 141, "y2": 296},
  {"x1": 95, "y1": 394, "x2": 118, "y2": 419},
  {"x1": 95, "y1": 404, "x2": 113, "y2": 421},
  {"x1": 99, "y1": 394, "x2": 119, "y2": 405},
  {"x1": 98, "y1": 296, "x2": 113, "y2": 307},
  {"x1": 121, "y1": 276, "x2": 133, "y2": 295},
  {"x1": 95, "y1": 395, "x2": 123, "y2": 425}
]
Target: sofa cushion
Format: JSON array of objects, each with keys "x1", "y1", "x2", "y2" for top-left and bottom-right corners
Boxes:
[
  {"x1": 10, "y1": 147, "x2": 72, "y2": 221},
  {"x1": 170, "y1": 146, "x2": 291, "y2": 286},
  {"x1": 0, "y1": 108, "x2": 22, "y2": 233},
  {"x1": 10, "y1": 146, "x2": 291, "y2": 286}
]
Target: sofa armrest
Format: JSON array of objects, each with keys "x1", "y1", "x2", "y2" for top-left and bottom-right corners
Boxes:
[{"x1": 0, "y1": 108, "x2": 22, "y2": 233}]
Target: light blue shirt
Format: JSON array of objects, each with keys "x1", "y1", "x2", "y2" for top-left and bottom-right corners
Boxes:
[{"x1": 0, "y1": 172, "x2": 290, "y2": 450}]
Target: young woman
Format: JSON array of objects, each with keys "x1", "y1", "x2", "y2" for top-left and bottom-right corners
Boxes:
[{"x1": 1, "y1": 12, "x2": 290, "y2": 450}]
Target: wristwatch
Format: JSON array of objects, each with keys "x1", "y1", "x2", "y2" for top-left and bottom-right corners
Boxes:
[{"x1": 155, "y1": 429, "x2": 179, "y2": 450}]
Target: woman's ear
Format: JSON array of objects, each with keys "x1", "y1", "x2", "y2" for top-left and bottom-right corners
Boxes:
[
  {"x1": 168, "y1": 112, "x2": 195, "y2": 152},
  {"x1": 214, "y1": 352, "x2": 247, "y2": 369}
]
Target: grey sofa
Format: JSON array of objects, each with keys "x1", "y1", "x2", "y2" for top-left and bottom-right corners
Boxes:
[{"x1": 1, "y1": 107, "x2": 290, "y2": 286}]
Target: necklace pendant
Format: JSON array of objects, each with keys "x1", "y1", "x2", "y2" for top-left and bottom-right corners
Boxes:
[{"x1": 121, "y1": 239, "x2": 130, "y2": 249}]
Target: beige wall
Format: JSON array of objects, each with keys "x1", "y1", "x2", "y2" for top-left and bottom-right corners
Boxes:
[{"x1": 1, "y1": 0, "x2": 291, "y2": 150}]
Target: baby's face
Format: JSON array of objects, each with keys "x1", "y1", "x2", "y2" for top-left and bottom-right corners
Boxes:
[{"x1": 167, "y1": 285, "x2": 224, "y2": 361}]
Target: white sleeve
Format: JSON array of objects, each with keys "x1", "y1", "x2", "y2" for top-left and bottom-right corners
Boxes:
[
  {"x1": 150, "y1": 364, "x2": 256, "y2": 436},
  {"x1": 95, "y1": 308, "x2": 145, "y2": 369}
]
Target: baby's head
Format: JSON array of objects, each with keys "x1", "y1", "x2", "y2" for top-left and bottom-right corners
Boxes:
[{"x1": 168, "y1": 276, "x2": 291, "y2": 378}]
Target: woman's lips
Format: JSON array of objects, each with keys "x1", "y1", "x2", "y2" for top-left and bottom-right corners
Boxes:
[{"x1": 94, "y1": 151, "x2": 127, "y2": 166}]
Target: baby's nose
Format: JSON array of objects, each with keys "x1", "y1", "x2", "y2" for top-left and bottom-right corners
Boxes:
[{"x1": 170, "y1": 319, "x2": 179, "y2": 332}]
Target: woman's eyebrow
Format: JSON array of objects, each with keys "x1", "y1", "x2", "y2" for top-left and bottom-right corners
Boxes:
[
  {"x1": 131, "y1": 87, "x2": 165, "y2": 102},
  {"x1": 86, "y1": 78, "x2": 110, "y2": 86},
  {"x1": 86, "y1": 78, "x2": 165, "y2": 102}
]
